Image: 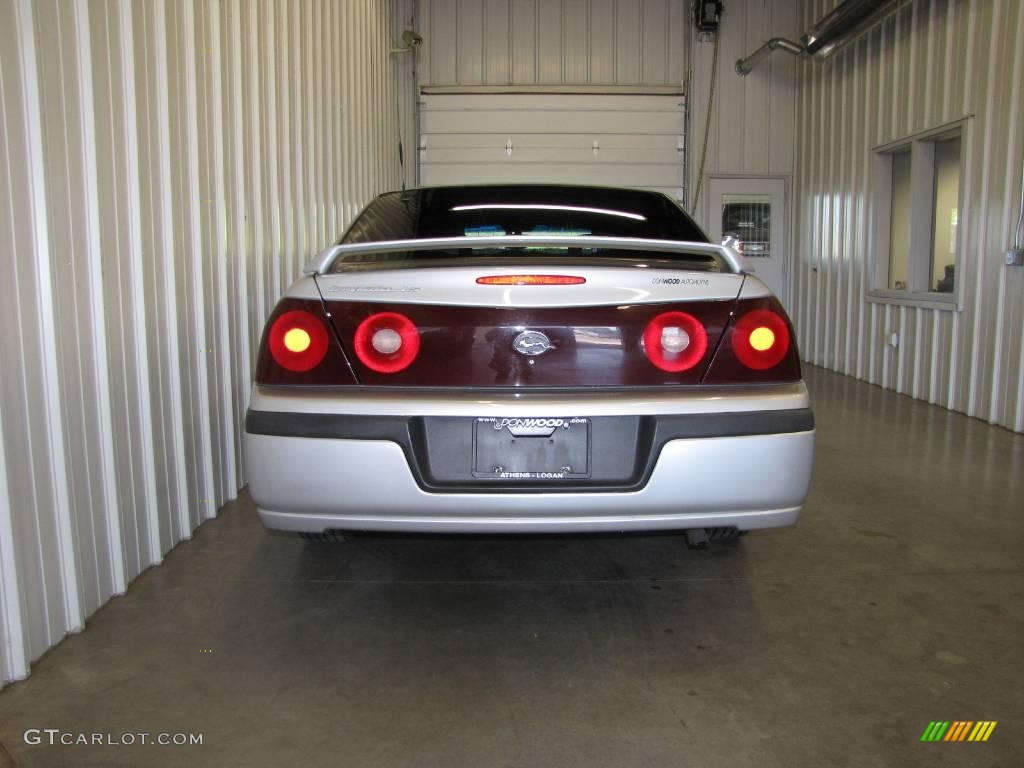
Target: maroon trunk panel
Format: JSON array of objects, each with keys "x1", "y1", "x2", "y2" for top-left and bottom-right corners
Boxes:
[{"x1": 323, "y1": 300, "x2": 737, "y2": 387}]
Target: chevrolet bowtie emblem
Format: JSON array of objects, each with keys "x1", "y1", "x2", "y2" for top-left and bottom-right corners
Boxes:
[{"x1": 512, "y1": 330, "x2": 554, "y2": 356}]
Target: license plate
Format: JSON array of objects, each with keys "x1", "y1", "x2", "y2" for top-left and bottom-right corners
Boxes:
[{"x1": 472, "y1": 417, "x2": 590, "y2": 480}]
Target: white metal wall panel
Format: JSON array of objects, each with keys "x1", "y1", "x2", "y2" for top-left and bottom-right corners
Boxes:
[
  {"x1": 419, "y1": 93, "x2": 686, "y2": 199},
  {"x1": 34, "y1": 0, "x2": 126, "y2": 618},
  {"x1": 0, "y1": 0, "x2": 403, "y2": 686},
  {"x1": 0, "y1": 400, "x2": 27, "y2": 683},
  {"x1": 793, "y1": 0, "x2": 1024, "y2": 433},
  {"x1": 0, "y1": 0, "x2": 85, "y2": 676},
  {"x1": 687, "y1": 0, "x2": 800, "y2": 216},
  {"x1": 418, "y1": 0, "x2": 688, "y2": 87}
]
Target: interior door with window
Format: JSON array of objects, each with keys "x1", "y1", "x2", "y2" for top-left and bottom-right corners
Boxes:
[{"x1": 706, "y1": 177, "x2": 789, "y2": 311}]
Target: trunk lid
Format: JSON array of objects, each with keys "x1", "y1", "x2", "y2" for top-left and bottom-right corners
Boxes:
[{"x1": 314, "y1": 266, "x2": 744, "y2": 387}]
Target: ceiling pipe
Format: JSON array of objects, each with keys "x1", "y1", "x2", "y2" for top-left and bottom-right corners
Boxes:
[
  {"x1": 736, "y1": 0, "x2": 904, "y2": 77},
  {"x1": 801, "y1": 0, "x2": 896, "y2": 56},
  {"x1": 735, "y1": 38, "x2": 805, "y2": 76}
]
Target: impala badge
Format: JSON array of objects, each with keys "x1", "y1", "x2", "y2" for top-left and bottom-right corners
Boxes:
[{"x1": 512, "y1": 330, "x2": 554, "y2": 356}]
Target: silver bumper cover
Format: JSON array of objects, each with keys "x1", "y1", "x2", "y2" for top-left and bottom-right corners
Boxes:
[{"x1": 244, "y1": 383, "x2": 814, "y2": 533}]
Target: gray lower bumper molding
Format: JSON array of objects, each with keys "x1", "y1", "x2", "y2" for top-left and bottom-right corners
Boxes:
[{"x1": 244, "y1": 408, "x2": 814, "y2": 493}]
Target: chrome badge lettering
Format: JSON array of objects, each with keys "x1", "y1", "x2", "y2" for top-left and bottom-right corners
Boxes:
[
  {"x1": 323, "y1": 285, "x2": 422, "y2": 293},
  {"x1": 512, "y1": 330, "x2": 554, "y2": 356}
]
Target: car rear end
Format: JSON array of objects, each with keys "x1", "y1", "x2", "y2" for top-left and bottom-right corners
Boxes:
[{"x1": 243, "y1": 186, "x2": 814, "y2": 534}]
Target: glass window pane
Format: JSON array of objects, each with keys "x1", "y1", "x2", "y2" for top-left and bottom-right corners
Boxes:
[
  {"x1": 889, "y1": 150, "x2": 912, "y2": 290},
  {"x1": 721, "y1": 194, "x2": 771, "y2": 258},
  {"x1": 931, "y1": 137, "x2": 960, "y2": 293}
]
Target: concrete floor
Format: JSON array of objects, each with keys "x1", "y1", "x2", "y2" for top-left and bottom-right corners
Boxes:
[{"x1": 0, "y1": 366, "x2": 1022, "y2": 767}]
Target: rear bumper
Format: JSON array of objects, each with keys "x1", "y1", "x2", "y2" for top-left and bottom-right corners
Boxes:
[
  {"x1": 258, "y1": 506, "x2": 804, "y2": 534},
  {"x1": 243, "y1": 384, "x2": 814, "y2": 534}
]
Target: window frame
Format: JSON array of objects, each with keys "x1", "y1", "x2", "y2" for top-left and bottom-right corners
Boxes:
[{"x1": 868, "y1": 118, "x2": 969, "y2": 311}]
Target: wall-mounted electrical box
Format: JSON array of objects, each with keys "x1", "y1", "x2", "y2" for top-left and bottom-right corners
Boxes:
[{"x1": 694, "y1": 1, "x2": 723, "y2": 35}]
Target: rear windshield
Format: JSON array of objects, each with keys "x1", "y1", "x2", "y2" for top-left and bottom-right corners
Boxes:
[{"x1": 329, "y1": 185, "x2": 721, "y2": 273}]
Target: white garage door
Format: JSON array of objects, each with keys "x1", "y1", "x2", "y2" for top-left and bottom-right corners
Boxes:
[{"x1": 418, "y1": 93, "x2": 686, "y2": 202}]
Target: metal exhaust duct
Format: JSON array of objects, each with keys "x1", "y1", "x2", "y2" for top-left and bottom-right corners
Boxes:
[
  {"x1": 736, "y1": 0, "x2": 903, "y2": 76},
  {"x1": 801, "y1": 0, "x2": 899, "y2": 56},
  {"x1": 735, "y1": 37, "x2": 806, "y2": 77}
]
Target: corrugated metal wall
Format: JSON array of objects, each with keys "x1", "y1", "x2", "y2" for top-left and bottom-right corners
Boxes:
[
  {"x1": 416, "y1": 0, "x2": 688, "y2": 87},
  {"x1": 0, "y1": 0, "x2": 403, "y2": 686},
  {"x1": 793, "y1": 0, "x2": 1024, "y2": 433}
]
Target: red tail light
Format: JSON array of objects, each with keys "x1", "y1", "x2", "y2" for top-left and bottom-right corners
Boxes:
[
  {"x1": 642, "y1": 311, "x2": 708, "y2": 372},
  {"x1": 476, "y1": 275, "x2": 586, "y2": 285},
  {"x1": 731, "y1": 309, "x2": 791, "y2": 370},
  {"x1": 255, "y1": 299, "x2": 357, "y2": 385},
  {"x1": 702, "y1": 298, "x2": 801, "y2": 384},
  {"x1": 268, "y1": 310, "x2": 329, "y2": 372},
  {"x1": 353, "y1": 312, "x2": 420, "y2": 373}
]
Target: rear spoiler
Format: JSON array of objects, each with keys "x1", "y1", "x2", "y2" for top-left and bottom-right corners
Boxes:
[{"x1": 302, "y1": 236, "x2": 748, "y2": 276}]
